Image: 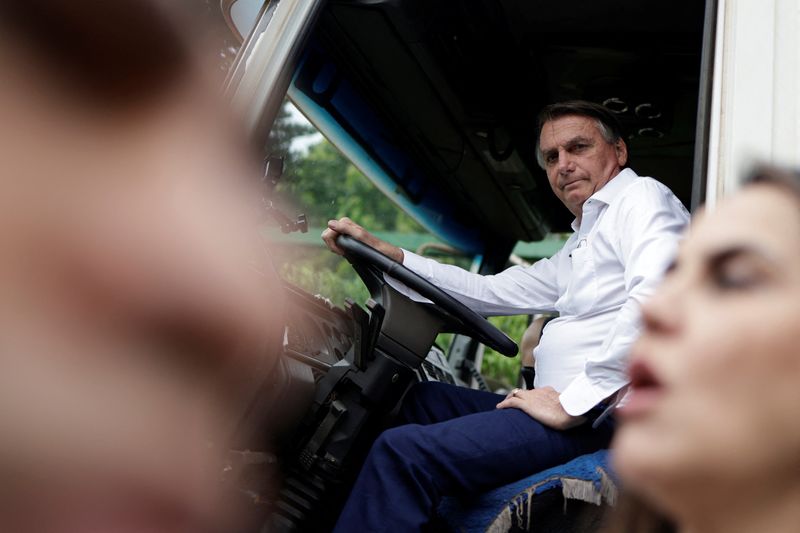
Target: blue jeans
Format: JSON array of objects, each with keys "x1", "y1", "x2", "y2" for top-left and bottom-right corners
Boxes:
[{"x1": 332, "y1": 382, "x2": 614, "y2": 532}]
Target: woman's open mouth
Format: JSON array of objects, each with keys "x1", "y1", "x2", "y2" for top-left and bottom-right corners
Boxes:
[{"x1": 617, "y1": 359, "x2": 665, "y2": 419}]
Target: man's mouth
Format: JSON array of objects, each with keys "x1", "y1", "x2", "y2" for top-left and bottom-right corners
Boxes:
[{"x1": 560, "y1": 178, "x2": 585, "y2": 191}]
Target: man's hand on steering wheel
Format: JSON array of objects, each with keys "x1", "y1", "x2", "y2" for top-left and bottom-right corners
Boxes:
[
  {"x1": 322, "y1": 218, "x2": 404, "y2": 263},
  {"x1": 320, "y1": 217, "x2": 517, "y2": 357}
]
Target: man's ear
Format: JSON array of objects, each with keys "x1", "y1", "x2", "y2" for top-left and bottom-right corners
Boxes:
[{"x1": 615, "y1": 139, "x2": 628, "y2": 167}]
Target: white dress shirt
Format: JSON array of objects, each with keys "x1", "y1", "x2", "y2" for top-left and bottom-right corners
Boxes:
[{"x1": 393, "y1": 168, "x2": 689, "y2": 416}]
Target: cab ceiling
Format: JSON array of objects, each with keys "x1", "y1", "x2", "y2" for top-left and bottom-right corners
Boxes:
[{"x1": 315, "y1": 0, "x2": 706, "y2": 241}]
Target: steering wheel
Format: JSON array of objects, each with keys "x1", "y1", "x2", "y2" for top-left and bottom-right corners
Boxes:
[{"x1": 336, "y1": 235, "x2": 518, "y2": 357}]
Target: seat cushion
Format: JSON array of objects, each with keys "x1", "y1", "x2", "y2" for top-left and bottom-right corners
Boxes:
[{"x1": 437, "y1": 449, "x2": 617, "y2": 532}]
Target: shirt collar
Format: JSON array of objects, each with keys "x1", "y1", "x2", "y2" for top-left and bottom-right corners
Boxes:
[
  {"x1": 590, "y1": 167, "x2": 639, "y2": 205},
  {"x1": 570, "y1": 168, "x2": 639, "y2": 231}
]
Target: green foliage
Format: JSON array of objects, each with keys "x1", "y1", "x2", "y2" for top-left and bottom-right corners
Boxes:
[
  {"x1": 481, "y1": 315, "x2": 529, "y2": 389},
  {"x1": 265, "y1": 105, "x2": 317, "y2": 166},
  {"x1": 278, "y1": 247, "x2": 369, "y2": 307},
  {"x1": 435, "y1": 315, "x2": 529, "y2": 390},
  {"x1": 279, "y1": 140, "x2": 426, "y2": 232}
]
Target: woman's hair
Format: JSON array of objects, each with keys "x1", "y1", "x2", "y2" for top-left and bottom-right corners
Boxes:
[
  {"x1": 601, "y1": 493, "x2": 675, "y2": 533},
  {"x1": 747, "y1": 164, "x2": 800, "y2": 197},
  {"x1": 0, "y1": 0, "x2": 193, "y2": 110}
]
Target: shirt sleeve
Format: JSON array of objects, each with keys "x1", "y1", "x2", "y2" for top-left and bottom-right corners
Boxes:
[
  {"x1": 559, "y1": 182, "x2": 689, "y2": 416},
  {"x1": 387, "y1": 247, "x2": 564, "y2": 316}
]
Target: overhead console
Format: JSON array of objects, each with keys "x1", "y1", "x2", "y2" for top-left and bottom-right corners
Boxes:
[{"x1": 295, "y1": 0, "x2": 705, "y2": 246}]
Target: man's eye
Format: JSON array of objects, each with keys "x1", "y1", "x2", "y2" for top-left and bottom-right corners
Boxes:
[{"x1": 545, "y1": 154, "x2": 557, "y2": 164}]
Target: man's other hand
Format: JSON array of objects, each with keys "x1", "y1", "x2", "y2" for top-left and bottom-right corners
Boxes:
[
  {"x1": 496, "y1": 386, "x2": 587, "y2": 430},
  {"x1": 321, "y1": 217, "x2": 404, "y2": 263}
]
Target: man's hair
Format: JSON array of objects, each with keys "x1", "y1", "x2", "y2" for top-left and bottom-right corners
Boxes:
[{"x1": 535, "y1": 100, "x2": 624, "y2": 169}]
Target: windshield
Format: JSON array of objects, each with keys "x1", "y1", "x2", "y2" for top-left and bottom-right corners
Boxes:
[
  {"x1": 264, "y1": 100, "x2": 456, "y2": 303},
  {"x1": 262, "y1": 100, "x2": 530, "y2": 388}
]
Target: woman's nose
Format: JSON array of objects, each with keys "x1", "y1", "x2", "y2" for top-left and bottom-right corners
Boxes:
[{"x1": 641, "y1": 277, "x2": 683, "y2": 335}]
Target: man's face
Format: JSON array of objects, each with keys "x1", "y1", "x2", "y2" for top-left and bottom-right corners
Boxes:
[{"x1": 538, "y1": 115, "x2": 627, "y2": 218}]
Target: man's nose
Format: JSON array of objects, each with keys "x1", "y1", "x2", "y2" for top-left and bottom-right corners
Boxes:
[{"x1": 556, "y1": 150, "x2": 573, "y2": 174}]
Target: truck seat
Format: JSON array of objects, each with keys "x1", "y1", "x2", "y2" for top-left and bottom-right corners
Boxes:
[{"x1": 437, "y1": 449, "x2": 617, "y2": 532}]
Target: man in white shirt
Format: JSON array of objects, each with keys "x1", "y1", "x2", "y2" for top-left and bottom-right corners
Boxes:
[{"x1": 324, "y1": 100, "x2": 689, "y2": 531}]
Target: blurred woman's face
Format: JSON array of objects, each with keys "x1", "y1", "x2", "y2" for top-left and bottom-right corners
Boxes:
[
  {"x1": 0, "y1": 42, "x2": 281, "y2": 532},
  {"x1": 613, "y1": 184, "x2": 800, "y2": 515}
]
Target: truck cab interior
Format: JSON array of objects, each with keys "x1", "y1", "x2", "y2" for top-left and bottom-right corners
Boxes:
[{"x1": 221, "y1": 0, "x2": 715, "y2": 530}]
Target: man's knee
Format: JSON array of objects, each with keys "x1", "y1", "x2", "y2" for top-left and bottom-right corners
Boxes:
[
  {"x1": 398, "y1": 382, "x2": 448, "y2": 424},
  {"x1": 404, "y1": 381, "x2": 447, "y2": 405},
  {"x1": 369, "y1": 424, "x2": 427, "y2": 470}
]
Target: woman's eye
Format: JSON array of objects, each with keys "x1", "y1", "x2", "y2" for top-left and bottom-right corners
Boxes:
[{"x1": 710, "y1": 262, "x2": 763, "y2": 290}]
